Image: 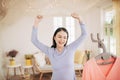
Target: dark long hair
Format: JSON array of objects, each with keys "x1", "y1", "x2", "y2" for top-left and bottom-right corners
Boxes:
[{"x1": 51, "y1": 27, "x2": 69, "y2": 48}]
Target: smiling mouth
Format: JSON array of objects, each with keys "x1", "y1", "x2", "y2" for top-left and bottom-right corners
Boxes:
[{"x1": 59, "y1": 42, "x2": 65, "y2": 45}]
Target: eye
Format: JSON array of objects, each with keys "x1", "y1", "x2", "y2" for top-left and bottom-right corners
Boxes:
[
  {"x1": 58, "y1": 36, "x2": 62, "y2": 38},
  {"x1": 64, "y1": 36, "x2": 67, "y2": 39}
]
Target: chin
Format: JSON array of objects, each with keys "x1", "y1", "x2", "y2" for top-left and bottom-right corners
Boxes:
[{"x1": 58, "y1": 45, "x2": 64, "y2": 48}]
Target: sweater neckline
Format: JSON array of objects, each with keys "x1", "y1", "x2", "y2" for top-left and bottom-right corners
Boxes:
[{"x1": 93, "y1": 57, "x2": 118, "y2": 78}]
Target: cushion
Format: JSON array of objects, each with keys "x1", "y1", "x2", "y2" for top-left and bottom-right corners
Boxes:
[
  {"x1": 40, "y1": 64, "x2": 52, "y2": 70},
  {"x1": 74, "y1": 50, "x2": 85, "y2": 64}
]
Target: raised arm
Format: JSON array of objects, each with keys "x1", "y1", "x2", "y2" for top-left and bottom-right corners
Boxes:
[
  {"x1": 68, "y1": 13, "x2": 87, "y2": 50},
  {"x1": 31, "y1": 15, "x2": 49, "y2": 55}
]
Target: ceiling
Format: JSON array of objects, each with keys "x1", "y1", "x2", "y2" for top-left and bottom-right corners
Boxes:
[
  {"x1": 7, "y1": 0, "x2": 110, "y2": 13},
  {"x1": 0, "y1": 0, "x2": 112, "y2": 21}
]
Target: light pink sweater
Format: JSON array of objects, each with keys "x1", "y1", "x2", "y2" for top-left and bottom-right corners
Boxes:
[{"x1": 82, "y1": 57, "x2": 120, "y2": 80}]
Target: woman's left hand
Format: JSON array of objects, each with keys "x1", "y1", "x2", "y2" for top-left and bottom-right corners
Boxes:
[
  {"x1": 71, "y1": 13, "x2": 80, "y2": 20},
  {"x1": 71, "y1": 13, "x2": 82, "y2": 23}
]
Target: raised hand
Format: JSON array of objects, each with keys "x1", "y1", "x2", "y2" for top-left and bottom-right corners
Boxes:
[
  {"x1": 71, "y1": 13, "x2": 82, "y2": 23},
  {"x1": 71, "y1": 13, "x2": 79, "y2": 19},
  {"x1": 37, "y1": 15, "x2": 43, "y2": 19},
  {"x1": 33, "y1": 15, "x2": 43, "y2": 27}
]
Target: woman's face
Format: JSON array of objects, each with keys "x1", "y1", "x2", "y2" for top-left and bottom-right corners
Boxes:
[{"x1": 54, "y1": 30, "x2": 68, "y2": 48}]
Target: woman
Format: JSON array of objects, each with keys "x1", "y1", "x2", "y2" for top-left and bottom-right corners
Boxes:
[{"x1": 31, "y1": 13, "x2": 87, "y2": 80}]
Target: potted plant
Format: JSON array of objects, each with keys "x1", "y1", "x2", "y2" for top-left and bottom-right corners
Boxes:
[
  {"x1": 24, "y1": 54, "x2": 33, "y2": 66},
  {"x1": 85, "y1": 50, "x2": 91, "y2": 61},
  {"x1": 7, "y1": 50, "x2": 18, "y2": 65}
]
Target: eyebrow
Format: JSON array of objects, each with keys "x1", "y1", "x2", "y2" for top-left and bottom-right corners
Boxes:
[{"x1": 57, "y1": 34, "x2": 67, "y2": 37}]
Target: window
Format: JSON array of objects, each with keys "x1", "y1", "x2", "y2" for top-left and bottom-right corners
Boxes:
[
  {"x1": 66, "y1": 17, "x2": 75, "y2": 44},
  {"x1": 53, "y1": 16, "x2": 75, "y2": 44},
  {"x1": 53, "y1": 17, "x2": 62, "y2": 31},
  {"x1": 104, "y1": 10, "x2": 116, "y2": 55}
]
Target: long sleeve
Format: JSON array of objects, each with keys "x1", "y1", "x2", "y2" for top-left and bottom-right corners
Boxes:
[
  {"x1": 31, "y1": 27, "x2": 49, "y2": 55},
  {"x1": 68, "y1": 23, "x2": 87, "y2": 51}
]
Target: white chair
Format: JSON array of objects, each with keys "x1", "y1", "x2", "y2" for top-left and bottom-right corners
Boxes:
[{"x1": 33, "y1": 52, "x2": 52, "y2": 80}]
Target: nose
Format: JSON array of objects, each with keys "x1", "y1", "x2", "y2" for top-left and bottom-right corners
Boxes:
[
  {"x1": 60, "y1": 38, "x2": 64, "y2": 41},
  {"x1": 61, "y1": 37, "x2": 66, "y2": 42}
]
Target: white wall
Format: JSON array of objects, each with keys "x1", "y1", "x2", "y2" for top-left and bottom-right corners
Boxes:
[
  {"x1": 0, "y1": 28, "x2": 6, "y2": 79},
  {"x1": 84, "y1": 7, "x2": 102, "y2": 55}
]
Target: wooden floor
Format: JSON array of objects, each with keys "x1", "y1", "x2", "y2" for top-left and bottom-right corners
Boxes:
[{"x1": 7, "y1": 73, "x2": 82, "y2": 80}]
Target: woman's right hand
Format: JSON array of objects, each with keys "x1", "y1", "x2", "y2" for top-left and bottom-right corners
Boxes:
[{"x1": 33, "y1": 15, "x2": 43, "y2": 27}]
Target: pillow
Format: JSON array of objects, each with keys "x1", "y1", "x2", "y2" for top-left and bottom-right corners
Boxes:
[
  {"x1": 33, "y1": 52, "x2": 46, "y2": 67},
  {"x1": 74, "y1": 50, "x2": 85, "y2": 64}
]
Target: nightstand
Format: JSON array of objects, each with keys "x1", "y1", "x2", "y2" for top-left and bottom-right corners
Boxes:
[
  {"x1": 23, "y1": 65, "x2": 35, "y2": 75},
  {"x1": 6, "y1": 64, "x2": 23, "y2": 80}
]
